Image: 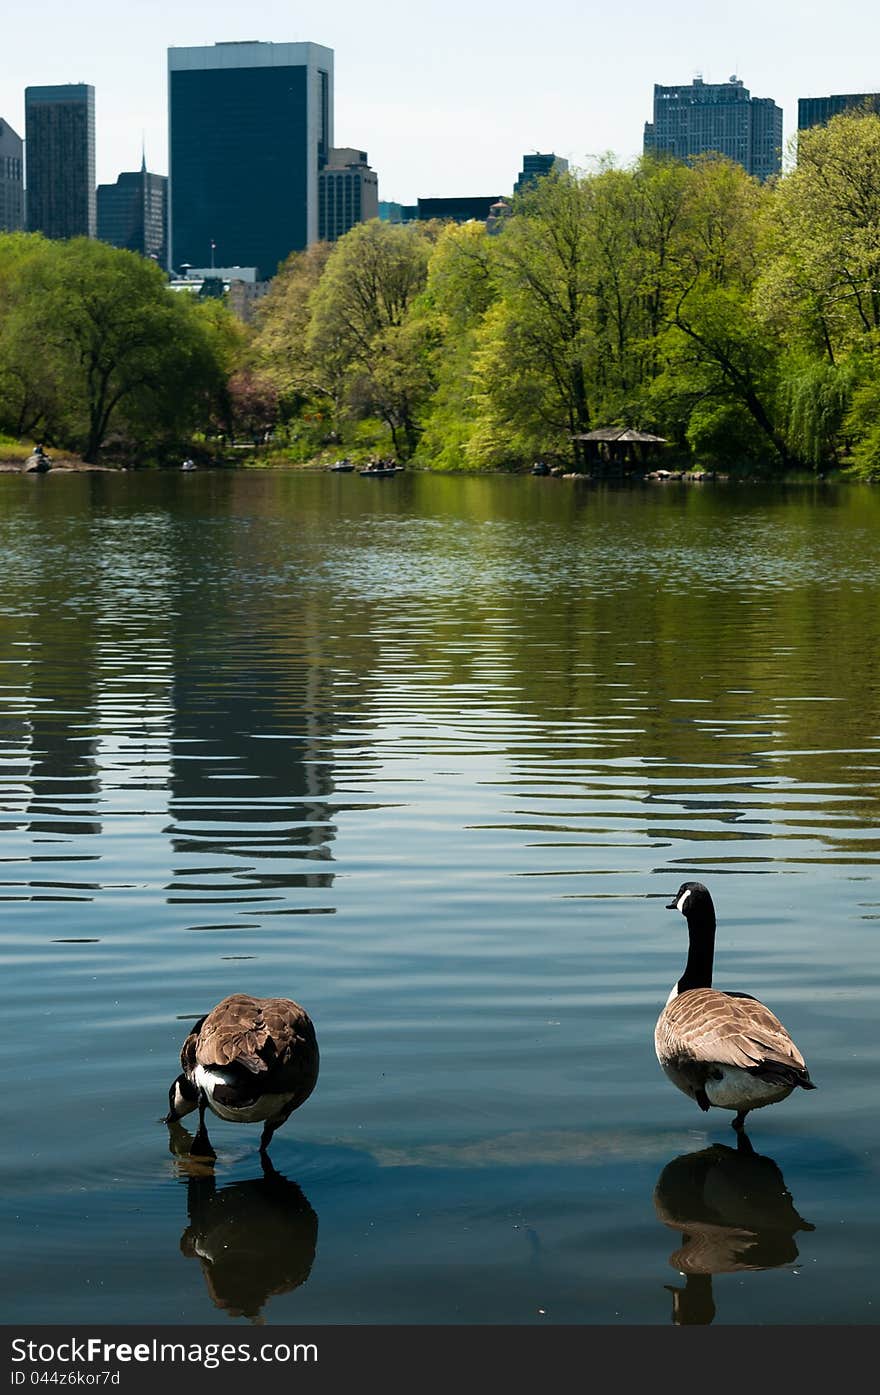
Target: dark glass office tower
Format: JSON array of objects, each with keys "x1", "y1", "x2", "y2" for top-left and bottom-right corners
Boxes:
[
  {"x1": 97, "y1": 161, "x2": 167, "y2": 264},
  {"x1": 0, "y1": 118, "x2": 24, "y2": 231},
  {"x1": 798, "y1": 93, "x2": 880, "y2": 130},
  {"x1": 168, "y1": 41, "x2": 333, "y2": 280},
  {"x1": 25, "y1": 83, "x2": 96, "y2": 238},
  {"x1": 514, "y1": 153, "x2": 568, "y2": 194}
]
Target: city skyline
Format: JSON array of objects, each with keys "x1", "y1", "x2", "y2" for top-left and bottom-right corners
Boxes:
[{"x1": 2, "y1": 0, "x2": 880, "y2": 204}]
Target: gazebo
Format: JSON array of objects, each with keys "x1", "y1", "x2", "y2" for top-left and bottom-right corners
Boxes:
[{"x1": 572, "y1": 427, "x2": 667, "y2": 473}]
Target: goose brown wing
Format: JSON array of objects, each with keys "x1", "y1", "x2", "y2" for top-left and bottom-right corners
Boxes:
[
  {"x1": 194, "y1": 993, "x2": 285, "y2": 1073},
  {"x1": 657, "y1": 988, "x2": 808, "y2": 1076},
  {"x1": 258, "y1": 998, "x2": 320, "y2": 1099},
  {"x1": 194, "y1": 994, "x2": 319, "y2": 1093}
]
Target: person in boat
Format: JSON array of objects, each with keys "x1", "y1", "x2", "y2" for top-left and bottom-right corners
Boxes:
[{"x1": 25, "y1": 442, "x2": 52, "y2": 472}]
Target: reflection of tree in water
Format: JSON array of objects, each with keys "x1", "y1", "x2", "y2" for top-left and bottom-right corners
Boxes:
[
  {"x1": 8, "y1": 585, "x2": 102, "y2": 846},
  {"x1": 653, "y1": 1134, "x2": 814, "y2": 1326},
  {"x1": 170, "y1": 1126, "x2": 318, "y2": 1323}
]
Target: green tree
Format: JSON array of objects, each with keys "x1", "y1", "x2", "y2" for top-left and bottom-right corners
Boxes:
[
  {"x1": 0, "y1": 233, "x2": 63, "y2": 440},
  {"x1": 416, "y1": 220, "x2": 497, "y2": 469},
  {"x1": 760, "y1": 111, "x2": 880, "y2": 470},
  {"x1": 0, "y1": 234, "x2": 240, "y2": 461},
  {"x1": 469, "y1": 172, "x2": 597, "y2": 465},
  {"x1": 657, "y1": 159, "x2": 790, "y2": 466},
  {"x1": 306, "y1": 220, "x2": 434, "y2": 456},
  {"x1": 767, "y1": 110, "x2": 880, "y2": 357},
  {"x1": 250, "y1": 241, "x2": 334, "y2": 413}
]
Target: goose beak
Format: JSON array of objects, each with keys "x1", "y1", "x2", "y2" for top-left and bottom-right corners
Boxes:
[{"x1": 665, "y1": 896, "x2": 679, "y2": 910}]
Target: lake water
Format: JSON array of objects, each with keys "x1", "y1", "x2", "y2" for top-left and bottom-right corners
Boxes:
[{"x1": 1, "y1": 470, "x2": 878, "y2": 1326}]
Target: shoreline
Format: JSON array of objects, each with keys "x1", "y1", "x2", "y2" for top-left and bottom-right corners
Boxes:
[{"x1": 0, "y1": 454, "x2": 854, "y2": 484}]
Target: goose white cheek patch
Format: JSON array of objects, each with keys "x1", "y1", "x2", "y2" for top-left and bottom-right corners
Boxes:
[{"x1": 676, "y1": 890, "x2": 691, "y2": 913}]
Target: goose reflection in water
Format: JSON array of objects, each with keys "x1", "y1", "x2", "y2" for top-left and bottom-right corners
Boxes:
[
  {"x1": 168, "y1": 1123, "x2": 318, "y2": 1323},
  {"x1": 653, "y1": 1133, "x2": 814, "y2": 1325}
]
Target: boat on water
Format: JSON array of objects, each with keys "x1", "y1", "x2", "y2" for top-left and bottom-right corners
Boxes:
[
  {"x1": 358, "y1": 460, "x2": 400, "y2": 477},
  {"x1": 328, "y1": 459, "x2": 355, "y2": 472},
  {"x1": 25, "y1": 445, "x2": 52, "y2": 473}
]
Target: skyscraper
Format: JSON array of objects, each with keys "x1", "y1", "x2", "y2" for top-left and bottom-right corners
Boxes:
[
  {"x1": 25, "y1": 84, "x2": 96, "y2": 238},
  {"x1": 514, "y1": 152, "x2": 568, "y2": 194},
  {"x1": 318, "y1": 148, "x2": 378, "y2": 242},
  {"x1": 168, "y1": 40, "x2": 333, "y2": 280},
  {"x1": 798, "y1": 92, "x2": 880, "y2": 130},
  {"x1": 644, "y1": 76, "x2": 782, "y2": 181},
  {"x1": 749, "y1": 98, "x2": 784, "y2": 183},
  {"x1": 97, "y1": 160, "x2": 167, "y2": 264},
  {"x1": 0, "y1": 118, "x2": 24, "y2": 232}
]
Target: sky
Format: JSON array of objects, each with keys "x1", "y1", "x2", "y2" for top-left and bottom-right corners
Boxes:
[{"x1": 3, "y1": 0, "x2": 880, "y2": 202}]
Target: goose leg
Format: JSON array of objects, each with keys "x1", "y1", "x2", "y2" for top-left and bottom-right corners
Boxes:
[
  {"x1": 732, "y1": 1109, "x2": 749, "y2": 1133},
  {"x1": 190, "y1": 1091, "x2": 216, "y2": 1160},
  {"x1": 259, "y1": 1100, "x2": 296, "y2": 1156},
  {"x1": 735, "y1": 1127, "x2": 755, "y2": 1156},
  {"x1": 259, "y1": 1119, "x2": 278, "y2": 1155}
]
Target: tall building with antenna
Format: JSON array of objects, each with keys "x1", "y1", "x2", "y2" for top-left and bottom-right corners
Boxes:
[
  {"x1": 643, "y1": 75, "x2": 782, "y2": 180},
  {"x1": 97, "y1": 155, "x2": 167, "y2": 264}
]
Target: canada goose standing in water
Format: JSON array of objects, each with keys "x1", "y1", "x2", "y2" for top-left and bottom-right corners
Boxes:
[
  {"x1": 165, "y1": 994, "x2": 319, "y2": 1158},
  {"x1": 655, "y1": 883, "x2": 815, "y2": 1131}
]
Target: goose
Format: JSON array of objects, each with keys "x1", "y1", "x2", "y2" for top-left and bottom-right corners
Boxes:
[
  {"x1": 653, "y1": 1136, "x2": 814, "y2": 1325},
  {"x1": 655, "y1": 883, "x2": 815, "y2": 1131},
  {"x1": 165, "y1": 993, "x2": 319, "y2": 1159},
  {"x1": 176, "y1": 1150, "x2": 318, "y2": 1320}
]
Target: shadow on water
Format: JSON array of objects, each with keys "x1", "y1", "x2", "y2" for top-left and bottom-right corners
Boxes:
[
  {"x1": 168, "y1": 1123, "x2": 318, "y2": 1324},
  {"x1": 653, "y1": 1134, "x2": 815, "y2": 1325}
]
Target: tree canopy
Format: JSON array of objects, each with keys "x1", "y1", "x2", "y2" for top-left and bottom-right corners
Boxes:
[
  {"x1": 0, "y1": 234, "x2": 240, "y2": 461},
  {"x1": 251, "y1": 114, "x2": 880, "y2": 474},
  {"x1": 5, "y1": 110, "x2": 880, "y2": 475}
]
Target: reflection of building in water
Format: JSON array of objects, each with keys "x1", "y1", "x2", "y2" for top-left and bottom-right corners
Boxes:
[
  {"x1": 167, "y1": 581, "x2": 340, "y2": 896},
  {"x1": 653, "y1": 1136, "x2": 814, "y2": 1325},
  {"x1": 173, "y1": 1136, "x2": 318, "y2": 1322}
]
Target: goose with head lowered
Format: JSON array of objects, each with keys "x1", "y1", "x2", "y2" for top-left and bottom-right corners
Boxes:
[
  {"x1": 655, "y1": 883, "x2": 815, "y2": 1132},
  {"x1": 165, "y1": 993, "x2": 319, "y2": 1159}
]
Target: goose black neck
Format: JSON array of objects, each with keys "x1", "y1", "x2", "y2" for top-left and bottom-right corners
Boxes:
[{"x1": 678, "y1": 907, "x2": 716, "y2": 992}]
